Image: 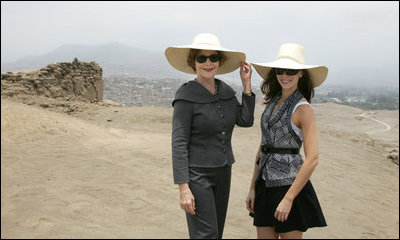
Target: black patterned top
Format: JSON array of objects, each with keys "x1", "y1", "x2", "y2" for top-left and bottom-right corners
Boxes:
[{"x1": 258, "y1": 89, "x2": 305, "y2": 187}]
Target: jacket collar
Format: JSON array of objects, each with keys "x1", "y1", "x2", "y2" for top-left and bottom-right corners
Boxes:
[{"x1": 172, "y1": 78, "x2": 236, "y2": 106}]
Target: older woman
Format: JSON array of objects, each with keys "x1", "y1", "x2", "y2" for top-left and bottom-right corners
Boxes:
[{"x1": 165, "y1": 33, "x2": 255, "y2": 239}]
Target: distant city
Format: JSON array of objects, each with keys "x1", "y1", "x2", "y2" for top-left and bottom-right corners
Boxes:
[
  {"x1": 1, "y1": 42, "x2": 397, "y2": 110},
  {"x1": 313, "y1": 84, "x2": 399, "y2": 110},
  {"x1": 103, "y1": 75, "x2": 399, "y2": 110}
]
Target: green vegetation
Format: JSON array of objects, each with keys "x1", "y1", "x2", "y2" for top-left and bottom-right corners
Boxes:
[{"x1": 314, "y1": 85, "x2": 399, "y2": 110}]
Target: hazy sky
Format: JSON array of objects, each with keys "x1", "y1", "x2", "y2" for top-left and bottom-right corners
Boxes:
[{"x1": 1, "y1": 1, "x2": 399, "y2": 87}]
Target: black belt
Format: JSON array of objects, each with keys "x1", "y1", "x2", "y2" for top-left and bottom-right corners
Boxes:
[{"x1": 261, "y1": 145, "x2": 299, "y2": 154}]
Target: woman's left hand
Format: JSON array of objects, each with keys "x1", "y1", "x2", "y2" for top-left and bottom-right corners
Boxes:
[
  {"x1": 239, "y1": 61, "x2": 252, "y2": 93},
  {"x1": 274, "y1": 197, "x2": 293, "y2": 222}
]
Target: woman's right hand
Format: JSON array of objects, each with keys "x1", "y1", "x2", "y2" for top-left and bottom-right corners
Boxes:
[
  {"x1": 179, "y1": 183, "x2": 196, "y2": 215},
  {"x1": 246, "y1": 189, "x2": 255, "y2": 214}
]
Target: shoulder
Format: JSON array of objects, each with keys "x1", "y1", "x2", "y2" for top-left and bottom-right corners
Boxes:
[
  {"x1": 215, "y1": 78, "x2": 236, "y2": 99},
  {"x1": 172, "y1": 81, "x2": 194, "y2": 107},
  {"x1": 292, "y1": 98, "x2": 310, "y2": 112},
  {"x1": 297, "y1": 103, "x2": 313, "y2": 113},
  {"x1": 295, "y1": 98, "x2": 313, "y2": 111},
  {"x1": 217, "y1": 78, "x2": 235, "y2": 90},
  {"x1": 292, "y1": 99, "x2": 314, "y2": 121},
  {"x1": 296, "y1": 102, "x2": 315, "y2": 123},
  {"x1": 215, "y1": 78, "x2": 235, "y2": 91},
  {"x1": 175, "y1": 80, "x2": 195, "y2": 94}
]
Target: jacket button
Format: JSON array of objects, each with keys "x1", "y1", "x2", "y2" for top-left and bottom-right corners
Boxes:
[
  {"x1": 217, "y1": 105, "x2": 221, "y2": 109},
  {"x1": 220, "y1": 114, "x2": 224, "y2": 118},
  {"x1": 222, "y1": 131, "x2": 226, "y2": 135}
]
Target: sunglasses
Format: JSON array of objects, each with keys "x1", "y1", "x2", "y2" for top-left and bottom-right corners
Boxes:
[
  {"x1": 275, "y1": 68, "x2": 300, "y2": 76},
  {"x1": 195, "y1": 54, "x2": 221, "y2": 63}
]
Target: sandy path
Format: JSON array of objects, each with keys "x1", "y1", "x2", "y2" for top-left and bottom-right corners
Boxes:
[
  {"x1": 1, "y1": 99, "x2": 398, "y2": 239},
  {"x1": 360, "y1": 113, "x2": 392, "y2": 134}
]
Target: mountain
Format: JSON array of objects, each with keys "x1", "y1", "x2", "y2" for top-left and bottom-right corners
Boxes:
[
  {"x1": 1, "y1": 42, "x2": 398, "y2": 90},
  {"x1": 0, "y1": 42, "x2": 260, "y2": 86},
  {"x1": 0, "y1": 42, "x2": 189, "y2": 79}
]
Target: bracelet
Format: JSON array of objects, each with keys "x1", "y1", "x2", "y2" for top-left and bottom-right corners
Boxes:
[{"x1": 243, "y1": 91, "x2": 252, "y2": 96}]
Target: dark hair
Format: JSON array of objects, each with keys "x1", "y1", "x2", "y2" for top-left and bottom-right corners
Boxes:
[
  {"x1": 260, "y1": 68, "x2": 314, "y2": 104},
  {"x1": 187, "y1": 49, "x2": 225, "y2": 72}
]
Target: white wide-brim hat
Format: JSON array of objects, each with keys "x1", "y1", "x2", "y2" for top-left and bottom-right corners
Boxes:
[
  {"x1": 165, "y1": 33, "x2": 246, "y2": 75},
  {"x1": 251, "y1": 43, "x2": 328, "y2": 88}
]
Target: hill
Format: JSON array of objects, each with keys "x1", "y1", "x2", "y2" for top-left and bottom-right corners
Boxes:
[
  {"x1": 1, "y1": 42, "x2": 185, "y2": 79},
  {"x1": 3, "y1": 42, "x2": 399, "y2": 89},
  {"x1": 1, "y1": 95, "x2": 398, "y2": 238}
]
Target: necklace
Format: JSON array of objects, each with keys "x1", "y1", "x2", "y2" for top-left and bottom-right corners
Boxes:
[{"x1": 213, "y1": 81, "x2": 218, "y2": 95}]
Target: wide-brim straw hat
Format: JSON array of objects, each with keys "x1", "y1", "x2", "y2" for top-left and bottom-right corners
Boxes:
[
  {"x1": 251, "y1": 43, "x2": 328, "y2": 88},
  {"x1": 165, "y1": 33, "x2": 246, "y2": 75}
]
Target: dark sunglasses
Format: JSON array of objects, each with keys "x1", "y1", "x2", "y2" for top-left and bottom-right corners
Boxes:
[
  {"x1": 195, "y1": 54, "x2": 221, "y2": 63},
  {"x1": 275, "y1": 68, "x2": 300, "y2": 76}
]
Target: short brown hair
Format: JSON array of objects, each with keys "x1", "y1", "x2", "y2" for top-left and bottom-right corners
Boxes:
[{"x1": 187, "y1": 49, "x2": 225, "y2": 72}]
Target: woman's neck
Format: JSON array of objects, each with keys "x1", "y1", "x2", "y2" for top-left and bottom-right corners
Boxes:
[
  {"x1": 196, "y1": 75, "x2": 215, "y2": 85},
  {"x1": 196, "y1": 76, "x2": 216, "y2": 94},
  {"x1": 280, "y1": 87, "x2": 297, "y2": 101}
]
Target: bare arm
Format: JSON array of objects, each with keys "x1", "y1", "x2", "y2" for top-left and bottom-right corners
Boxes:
[
  {"x1": 246, "y1": 143, "x2": 262, "y2": 214},
  {"x1": 249, "y1": 143, "x2": 262, "y2": 190},
  {"x1": 274, "y1": 104, "x2": 319, "y2": 222}
]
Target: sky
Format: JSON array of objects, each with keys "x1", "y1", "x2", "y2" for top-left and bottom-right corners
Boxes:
[{"x1": 1, "y1": 1, "x2": 399, "y2": 88}]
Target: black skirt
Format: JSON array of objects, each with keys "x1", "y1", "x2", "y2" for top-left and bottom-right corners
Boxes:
[{"x1": 250, "y1": 177, "x2": 327, "y2": 233}]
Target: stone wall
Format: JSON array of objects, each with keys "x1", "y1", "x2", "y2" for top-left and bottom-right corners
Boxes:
[{"x1": 1, "y1": 58, "x2": 103, "y2": 102}]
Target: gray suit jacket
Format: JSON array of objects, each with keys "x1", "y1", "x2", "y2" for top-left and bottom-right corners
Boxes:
[{"x1": 172, "y1": 79, "x2": 255, "y2": 184}]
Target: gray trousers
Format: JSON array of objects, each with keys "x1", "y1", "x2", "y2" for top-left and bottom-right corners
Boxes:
[{"x1": 186, "y1": 165, "x2": 232, "y2": 239}]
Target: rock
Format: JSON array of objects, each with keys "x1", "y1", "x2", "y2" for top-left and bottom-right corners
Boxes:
[
  {"x1": 1, "y1": 59, "x2": 103, "y2": 102},
  {"x1": 99, "y1": 99, "x2": 123, "y2": 107},
  {"x1": 386, "y1": 148, "x2": 399, "y2": 165}
]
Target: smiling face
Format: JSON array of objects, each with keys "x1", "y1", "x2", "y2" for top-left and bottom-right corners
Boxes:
[
  {"x1": 276, "y1": 69, "x2": 304, "y2": 92},
  {"x1": 195, "y1": 50, "x2": 220, "y2": 80}
]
